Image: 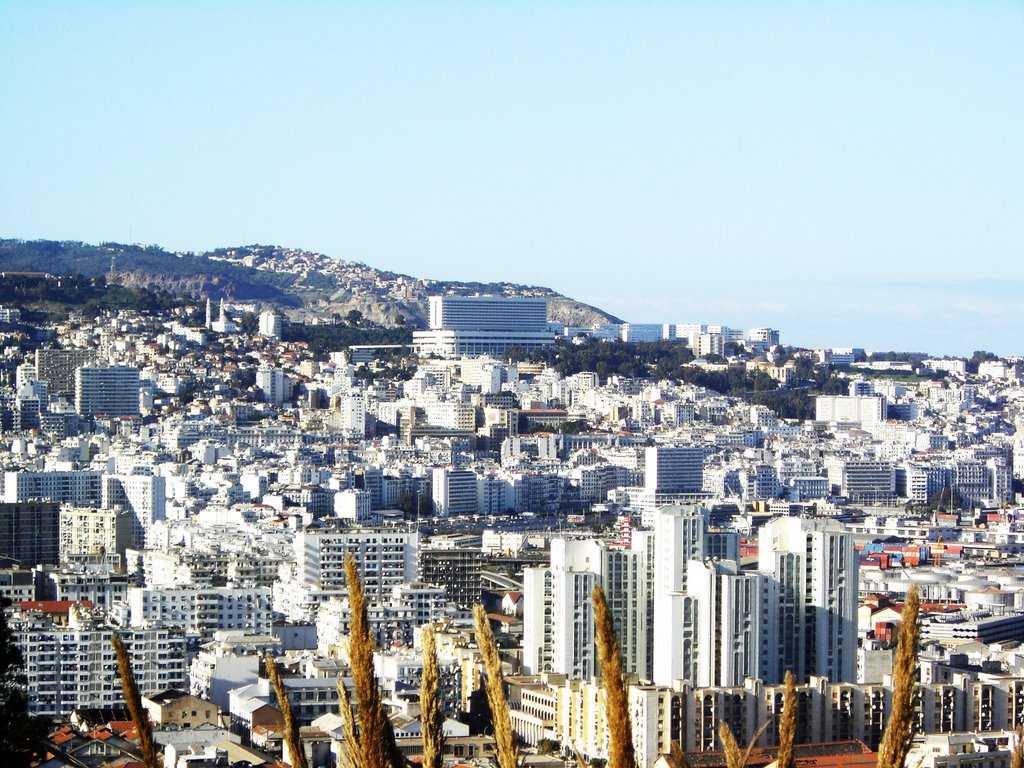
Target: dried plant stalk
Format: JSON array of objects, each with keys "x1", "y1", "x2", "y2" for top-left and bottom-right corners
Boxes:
[
  {"x1": 776, "y1": 671, "x2": 797, "y2": 768},
  {"x1": 592, "y1": 584, "x2": 636, "y2": 768},
  {"x1": 111, "y1": 632, "x2": 159, "y2": 768},
  {"x1": 670, "y1": 740, "x2": 691, "y2": 768},
  {"x1": 473, "y1": 604, "x2": 519, "y2": 768},
  {"x1": 876, "y1": 585, "x2": 920, "y2": 768},
  {"x1": 719, "y1": 720, "x2": 767, "y2": 768},
  {"x1": 335, "y1": 678, "x2": 360, "y2": 768},
  {"x1": 719, "y1": 721, "x2": 744, "y2": 768},
  {"x1": 265, "y1": 652, "x2": 309, "y2": 768},
  {"x1": 420, "y1": 628, "x2": 446, "y2": 768},
  {"x1": 345, "y1": 553, "x2": 405, "y2": 768}
]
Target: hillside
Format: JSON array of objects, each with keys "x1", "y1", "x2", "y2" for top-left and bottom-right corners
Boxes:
[{"x1": 0, "y1": 240, "x2": 620, "y2": 327}]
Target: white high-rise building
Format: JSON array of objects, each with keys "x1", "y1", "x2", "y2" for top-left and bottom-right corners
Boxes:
[
  {"x1": 690, "y1": 559, "x2": 778, "y2": 687},
  {"x1": 523, "y1": 538, "x2": 649, "y2": 680},
  {"x1": 825, "y1": 458, "x2": 896, "y2": 504},
  {"x1": 747, "y1": 327, "x2": 780, "y2": 347},
  {"x1": 59, "y1": 506, "x2": 134, "y2": 563},
  {"x1": 10, "y1": 603, "x2": 187, "y2": 719},
  {"x1": 431, "y1": 467, "x2": 478, "y2": 518},
  {"x1": 274, "y1": 523, "x2": 419, "y2": 622},
  {"x1": 645, "y1": 446, "x2": 705, "y2": 494},
  {"x1": 257, "y1": 366, "x2": 289, "y2": 406},
  {"x1": 620, "y1": 324, "x2": 663, "y2": 343},
  {"x1": 413, "y1": 296, "x2": 555, "y2": 358},
  {"x1": 103, "y1": 473, "x2": 167, "y2": 547},
  {"x1": 427, "y1": 295, "x2": 546, "y2": 331},
  {"x1": 123, "y1": 585, "x2": 273, "y2": 641},
  {"x1": 758, "y1": 517, "x2": 858, "y2": 683},
  {"x1": 814, "y1": 395, "x2": 887, "y2": 428},
  {"x1": 696, "y1": 333, "x2": 724, "y2": 358},
  {"x1": 75, "y1": 365, "x2": 141, "y2": 417},
  {"x1": 651, "y1": 505, "x2": 708, "y2": 687},
  {"x1": 3, "y1": 470, "x2": 103, "y2": 505},
  {"x1": 258, "y1": 310, "x2": 283, "y2": 339},
  {"x1": 335, "y1": 488, "x2": 374, "y2": 523},
  {"x1": 333, "y1": 394, "x2": 366, "y2": 437}
]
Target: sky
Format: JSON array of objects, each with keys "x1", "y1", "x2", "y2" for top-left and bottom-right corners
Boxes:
[{"x1": 2, "y1": 2, "x2": 1022, "y2": 357}]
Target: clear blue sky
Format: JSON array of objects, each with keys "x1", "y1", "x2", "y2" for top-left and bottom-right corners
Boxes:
[{"x1": 2, "y1": 2, "x2": 1021, "y2": 356}]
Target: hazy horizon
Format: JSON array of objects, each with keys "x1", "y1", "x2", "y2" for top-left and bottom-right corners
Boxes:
[{"x1": 3, "y1": 3, "x2": 1021, "y2": 357}]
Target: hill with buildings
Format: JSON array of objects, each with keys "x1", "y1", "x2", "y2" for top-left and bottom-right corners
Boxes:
[{"x1": 0, "y1": 239, "x2": 619, "y2": 328}]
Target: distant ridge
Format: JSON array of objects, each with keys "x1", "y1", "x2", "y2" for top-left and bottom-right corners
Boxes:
[{"x1": 0, "y1": 239, "x2": 621, "y2": 328}]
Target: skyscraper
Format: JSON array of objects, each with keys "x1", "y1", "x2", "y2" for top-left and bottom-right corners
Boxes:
[
  {"x1": 689, "y1": 559, "x2": 778, "y2": 687},
  {"x1": 651, "y1": 504, "x2": 709, "y2": 687},
  {"x1": 645, "y1": 446, "x2": 705, "y2": 494},
  {"x1": 75, "y1": 365, "x2": 141, "y2": 417},
  {"x1": 758, "y1": 517, "x2": 858, "y2": 683},
  {"x1": 523, "y1": 538, "x2": 649, "y2": 680}
]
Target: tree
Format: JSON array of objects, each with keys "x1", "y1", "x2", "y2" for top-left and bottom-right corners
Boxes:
[
  {"x1": 419, "y1": 628, "x2": 445, "y2": 768},
  {"x1": 0, "y1": 628, "x2": 40, "y2": 764},
  {"x1": 239, "y1": 312, "x2": 260, "y2": 336},
  {"x1": 776, "y1": 671, "x2": 797, "y2": 768},
  {"x1": 345, "y1": 309, "x2": 365, "y2": 327},
  {"x1": 473, "y1": 605, "x2": 518, "y2": 768},
  {"x1": 967, "y1": 350, "x2": 998, "y2": 374},
  {"x1": 266, "y1": 652, "x2": 308, "y2": 768},
  {"x1": 537, "y1": 738, "x2": 561, "y2": 755},
  {"x1": 0, "y1": 603, "x2": 46, "y2": 767},
  {"x1": 418, "y1": 494, "x2": 434, "y2": 517},
  {"x1": 926, "y1": 487, "x2": 963, "y2": 512},
  {"x1": 397, "y1": 491, "x2": 416, "y2": 517}
]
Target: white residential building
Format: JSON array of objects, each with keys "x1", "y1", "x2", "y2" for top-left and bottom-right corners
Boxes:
[
  {"x1": 103, "y1": 473, "x2": 167, "y2": 547},
  {"x1": 258, "y1": 310, "x2": 283, "y2": 339},
  {"x1": 276, "y1": 523, "x2": 418, "y2": 622},
  {"x1": 523, "y1": 538, "x2": 649, "y2": 680},
  {"x1": 644, "y1": 446, "x2": 705, "y2": 494},
  {"x1": 652, "y1": 505, "x2": 707, "y2": 687},
  {"x1": 3, "y1": 470, "x2": 103, "y2": 505},
  {"x1": 123, "y1": 585, "x2": 274, "y2": 640},
  {"x1": 10, "y1": 602, "x2": 187, "y2": 719},
  {"x1": 431, "y1": 467, "x2": 478, "y2": 518},
  {"x1": 75, "y1": 365, "x2": 141, "y2": 417},
  {"x1": 689, "y1": 559, "x2": 778, "y2": 687},
  {"x1": 335, "y1": 488, "x2": 374, "y2": 523},
  {"x1": 758, "y1": 516, "x2": 858, "y2": 683},
  {"x1": 814, "y1": 395, "x2": 887, "y2": 428},
  {"x1": 413, "y1": 296, "x2": 555, "y2": 357}
]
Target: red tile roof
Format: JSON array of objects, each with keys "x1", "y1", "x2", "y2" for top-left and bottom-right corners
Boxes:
[{"x1": 16, "y1": 600, "x2": 94, "y2": 612}]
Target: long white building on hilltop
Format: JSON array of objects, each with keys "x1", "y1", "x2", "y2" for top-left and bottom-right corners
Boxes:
[{"x1": 413, "y1": 295, "x2": 555, "y2": 357}]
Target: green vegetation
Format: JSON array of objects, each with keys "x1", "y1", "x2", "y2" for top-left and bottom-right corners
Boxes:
[
  {"x1": 0, "y1": 239, "x2": 298, "y2": 304},
  {"x1": 526, "y1": 339, "x2": 696, "y2": 379},
  {"x1": 967, "y1": 350, "x2": 999, "y2": 374},
  {"x1": 283, "y1": 322, "x2": 413, "y2": 359},
  {"x1": 0, "y1": 273, "x2": 178, "y2": 320},
  {"x1": 1, "y1": 602, "x2": 46, "y2": 767},
  {"x1": 866, "y1": 351, "x2": 929, "y2": 363},
  {"x1": 537, "y1": 738, "x2": 561, "y2": 755},
  {"x1": 924, "y1": 487, "x2": 964, "y2": 513},
  {"x1": 523, "y1": 341, "x2": 868, "y2": 421}
]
